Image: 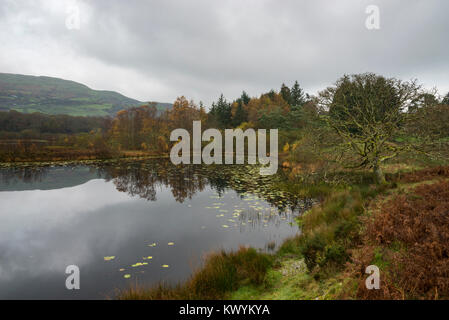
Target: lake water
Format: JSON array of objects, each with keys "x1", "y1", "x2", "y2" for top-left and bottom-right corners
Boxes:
[{"x1": 0, "y1": 159, "x2": 313, "y2": 299}]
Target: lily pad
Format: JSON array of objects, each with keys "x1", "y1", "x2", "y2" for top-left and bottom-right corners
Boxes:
[{"x1": 132, "y1": 262, "x2": 148, "y2": 267}]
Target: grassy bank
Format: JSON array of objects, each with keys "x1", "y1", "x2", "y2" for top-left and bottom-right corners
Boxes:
[{"x1": 117, "y1": 164, "x2": 449, "y2": 300}]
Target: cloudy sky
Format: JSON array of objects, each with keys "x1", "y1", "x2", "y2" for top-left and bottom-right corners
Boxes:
[{"x1": 0, "y1": 0, "x2": 448, "y2": 105}]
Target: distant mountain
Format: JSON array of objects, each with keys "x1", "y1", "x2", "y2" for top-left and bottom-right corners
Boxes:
[{"x1": 0, "y1": 73, "x2": 171, "y2": 117}]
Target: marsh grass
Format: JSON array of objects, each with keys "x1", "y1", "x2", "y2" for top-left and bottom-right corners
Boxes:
[{"x1": 117, "y1": 247, "x2": 273, "y2": 300}]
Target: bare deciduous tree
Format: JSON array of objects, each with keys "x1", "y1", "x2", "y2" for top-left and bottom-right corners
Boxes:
[{"x1": 319, "y1": 73, "x2": 423, "y2": 184}]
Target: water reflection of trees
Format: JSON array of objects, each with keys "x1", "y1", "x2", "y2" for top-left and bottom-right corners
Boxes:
[
  {"x1": 0, "y1": 160, "x2": 230, "y2": 201},
  {"x1": 97, "y1": 160, "x2": 229, "y2": 203},
  {"x1": 97, "y1": 160, "x2": 313, "y2": 213},
  {"x1": 0, "y1": 160, "x2": 314, "y2": 213}
]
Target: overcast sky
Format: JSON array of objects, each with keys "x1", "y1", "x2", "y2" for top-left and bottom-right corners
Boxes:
[{"x1": 0, "y1": 0, "x2": 448, "y2": 105}]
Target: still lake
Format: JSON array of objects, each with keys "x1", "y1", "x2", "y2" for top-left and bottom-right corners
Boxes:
[{"x1": 0, "y1": 159, "x2": 313, "y2": 299}]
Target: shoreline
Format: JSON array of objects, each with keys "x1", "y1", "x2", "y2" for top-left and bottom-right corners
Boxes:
[{"x1": 0, "y1": 154, "x2": 170, "y2": 168}]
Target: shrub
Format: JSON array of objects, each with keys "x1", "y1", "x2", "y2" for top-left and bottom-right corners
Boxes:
[{"x1": 296, "y1": 190, "x2": 365, "y2": 272}]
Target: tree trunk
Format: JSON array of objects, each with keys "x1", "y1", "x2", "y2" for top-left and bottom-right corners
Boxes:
[{"x1": 373, "y1": 160, "x2": 386, "y2": 185}]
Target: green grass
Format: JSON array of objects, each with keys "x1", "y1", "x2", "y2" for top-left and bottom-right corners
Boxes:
[
  {"x1": 273, "y1": 180, "x2": 337, "y2": 199},
  {"x1": 231, "y1": 259, "x2": 347, "y2": 300}
]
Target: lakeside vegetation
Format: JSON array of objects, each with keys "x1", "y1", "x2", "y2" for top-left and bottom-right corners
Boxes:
[
  {"x1": 2, "y1": 72, "x2": 449, "y2": 300},
  {"x1": 118, "y1": 165, "x2": 449, "y2": 300}
]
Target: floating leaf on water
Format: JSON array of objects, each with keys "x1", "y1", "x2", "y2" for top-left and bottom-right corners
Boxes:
[
  {"x1": 222, "y1": 225, "x2": 229, "y2": 228},
  {"x1": 104, "y1": 256, "x2": 115, "y2": 261},
  {"x1": 143, "y1": 256, "x2": 153, "y2": 260},
  {"x1": 148, "y1": 243, "x2": 157, "y2": 247},
  {"x1": 168, "y1": 242, "x2": 174, "y2": 246},
  {"x1": 119, "y1": 268, "x2": 125, "y2": 272},
  {"x1": 124, "y1": 274, "x2": 131, "y2": 279},
  {"x1": 162, "y1": 264, "x2": 169, "y2": 268},
  {"x1": 132, "y1": 262, "x2": 146, "y2": 267}
]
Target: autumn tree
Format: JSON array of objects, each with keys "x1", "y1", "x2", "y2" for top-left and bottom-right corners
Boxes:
[
  {"x1": 110, "y1": 109, "x2": 134, "y2": 149},
  {"x1": 110, "y1": 104, "x2": 165, "y2": 151},
  {"x1": 167, "y1": 96, "x2": 201, "y2": 132},
  {"x1": 246, "y1": 91, "x2": 290, "y2": 127},
  {"x1": 319, "y1": 73, "x2": 423, "y2": 184}
]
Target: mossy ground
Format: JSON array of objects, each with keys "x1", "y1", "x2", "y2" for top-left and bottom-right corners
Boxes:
[{"x1": 230, "y1": 259, "x2": 350, "y2": 300}]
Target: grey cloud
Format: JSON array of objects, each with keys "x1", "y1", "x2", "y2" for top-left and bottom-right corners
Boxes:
[{"x1": 0, "y1": 0, "x2": 448, "y2": 105}]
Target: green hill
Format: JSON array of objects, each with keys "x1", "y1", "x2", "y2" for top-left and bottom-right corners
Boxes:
[{"x1": 0, "y1": 73, "x2": 171, "y2": 117}]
